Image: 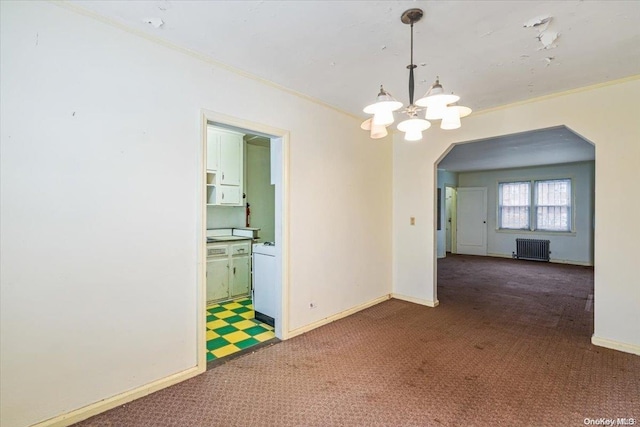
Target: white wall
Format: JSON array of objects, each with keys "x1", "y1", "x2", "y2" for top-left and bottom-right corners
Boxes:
[
  {"x1": 456, "y1": 162, "x2": 595, "y2": 265},
  {"x1": 436, "y1": 170, "x2": 458, "y2": 258},
  {"x1": 0, "y1": 2, "x2": 393, "y2": 426},
  {"x1": 246, "y1": 143, "x2": 275, "y2": 242},
  {"x1": 394, "y1": 77, "x2": 640, "y2": 355}
]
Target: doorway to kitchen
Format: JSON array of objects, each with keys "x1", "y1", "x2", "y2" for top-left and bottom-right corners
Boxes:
[{"x1": 199, "y1": 111, "x2": 289, "y2": 368}]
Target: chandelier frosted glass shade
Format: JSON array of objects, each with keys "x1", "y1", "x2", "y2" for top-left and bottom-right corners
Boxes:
[
  {"x1": 415, "y1": 78, "x2": 460, "y2": 107},
  {"x1": 363, "y1": 86, "x2": 403, "y2": 117},
  {"x1": 360, "y1": 118, "x2": 389, "y2": 139},
  {"x1": 372, "y1": 110, "x2": 395, "y2": 126},
  {"x1": 370, "y1": 125, "x2": 388, "y2": 139},
  {"x1": 451, "y1": 104, "x2": 472, "y2": 118},
  {"x1": 440, "y1": 107, "x2": 461, "y2": 130},
  {"x1": 425, "y1": 104, "x2": 448, "y2": 120},
  {"x1": 397, "y1": 118, "x2": 431, "y2": 141}
]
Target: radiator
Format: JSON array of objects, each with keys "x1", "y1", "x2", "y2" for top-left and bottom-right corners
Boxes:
[{"x1": 513, "y1": 238, "x2": 550, "y2": 262}]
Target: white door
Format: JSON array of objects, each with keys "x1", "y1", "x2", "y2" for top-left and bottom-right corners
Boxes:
[{"x1": 456, "y1": 187, "x2": 487, "y2": 256}]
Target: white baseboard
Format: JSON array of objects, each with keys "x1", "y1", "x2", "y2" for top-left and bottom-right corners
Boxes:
[
  {"x1": 286, "y1": 294, "x2": 391, "y2": 339},
  {"x1": 32, "y1": 365, "x2": 205, "y2": 427},
  {"x1": 486, "y1": 252, "x2": 593, "y2": 266},
  {"x1": 391, "y1": 293, "x2": 439, "y2": 307},
  {"x1": 591, "y1": 336, "x2": 640, "y2": 356},
  {"x1": 550, "y1": 259, "x2": 593, "y2": 267}
]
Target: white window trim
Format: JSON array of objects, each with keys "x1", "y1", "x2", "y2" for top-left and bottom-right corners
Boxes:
[{"x1": 496, "y1": 176, "x2": 576, "y2": 234}]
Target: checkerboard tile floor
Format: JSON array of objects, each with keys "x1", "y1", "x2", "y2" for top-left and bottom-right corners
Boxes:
[{"x1": 206, "y1": 297, "x2": 275, "y2": 362}]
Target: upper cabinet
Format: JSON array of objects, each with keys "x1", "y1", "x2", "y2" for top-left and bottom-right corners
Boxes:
[
  {"x1": 206, "y1": 127, "x2": 220, "y2": 172},
  {"x1": 206, "y1": 126, "x2": 244, "y2": 207},
  {"x1": 219, "y1": 132, "x2": 242, "y2": 186}
]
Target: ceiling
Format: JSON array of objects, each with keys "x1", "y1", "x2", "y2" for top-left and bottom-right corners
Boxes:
[
  {"x1": 70, "y1": 1, "x2": 628, "y2": 172},
  {"x1": 437, "y1": 126, "x2": 594, "y2": 172},
  {"x1": 71, "y1": 0, "x2": 640, "y2": 118}
]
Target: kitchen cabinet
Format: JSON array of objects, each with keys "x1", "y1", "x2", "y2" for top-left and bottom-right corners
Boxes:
[
  {"x1": 206, "y1": 126, "x2": 244, "y2": 207},
  {"x1": 206, "y1": 240, "x2": 251, "y2": 304},
  {"x1": 206, "y1": 257, "x2": 229, "y2": 302},
  {"x1": 206, "y1": 127, "x2": 220, "y2": 172},
  {"x1": 219, "y1": 185, "x2": 241, "y2": 205},
  {"x1": 230, "y1": 254, "x2": 250, "y2": 298},
  {"x1": 219, "y1": 132, "x2": 242, "y2": 186}
]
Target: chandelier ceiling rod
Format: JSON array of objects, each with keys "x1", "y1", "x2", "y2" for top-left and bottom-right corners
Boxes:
[{"x1": 402, "y1": 8, "x2": 422, "y2": 107}]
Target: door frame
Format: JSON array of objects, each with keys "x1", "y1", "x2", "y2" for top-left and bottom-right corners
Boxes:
[{"x1": 198, "y1": 110, "x2": 290, "y2": 369}]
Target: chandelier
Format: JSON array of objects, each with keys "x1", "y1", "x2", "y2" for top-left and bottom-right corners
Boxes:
[{"x1": 361, "y1": 8, "x2": 471, "y2": 141}]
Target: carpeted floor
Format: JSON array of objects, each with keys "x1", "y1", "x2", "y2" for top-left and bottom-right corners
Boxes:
[{"x1": 75, "y1": 255, "x2": 639, "y2": 426}]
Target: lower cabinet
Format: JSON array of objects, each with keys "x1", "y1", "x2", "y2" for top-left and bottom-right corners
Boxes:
[
  {"x1": 230, "y1": 255, "x2": 250, "y2": 298},
  {"x1": 206, "y1": 240, "x2": 251, "y2": 304},
  {"x1": 206, "y1": 257, "x2": 229, "y2": 302}
]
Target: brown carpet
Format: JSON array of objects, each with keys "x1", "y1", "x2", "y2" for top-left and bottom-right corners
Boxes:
[{"x1": 76, "y1": 255, "x2": 639, "y2": 426}]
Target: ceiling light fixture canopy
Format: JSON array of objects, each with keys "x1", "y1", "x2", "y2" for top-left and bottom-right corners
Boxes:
[{"x1": 361, "y1": 8, "x2": 472, "y2": 141}]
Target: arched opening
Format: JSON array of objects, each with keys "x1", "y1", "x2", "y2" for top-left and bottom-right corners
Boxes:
[{"x1": 433, "y1": 125, "x2": 595, "y2": 336}]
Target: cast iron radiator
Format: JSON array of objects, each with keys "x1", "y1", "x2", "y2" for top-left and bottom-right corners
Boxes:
[{"x1": 513, "y1": 238, "x2": 551, "y2": 262}]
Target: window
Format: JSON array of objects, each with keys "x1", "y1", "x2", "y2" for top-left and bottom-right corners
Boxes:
[
  {"x1": 498, "y1": 179, "x2": 572, "y2": 232},
  {"x1": 498, "y1": 181, "x2": 530, "y2": 229},
  {"x1": 535, "y1": 179, "x2": 571, "y2": 231}
]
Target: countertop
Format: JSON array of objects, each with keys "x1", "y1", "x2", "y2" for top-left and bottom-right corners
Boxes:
[{"x1": 207, "y1": 236, "x2": 253, "y2": 243}]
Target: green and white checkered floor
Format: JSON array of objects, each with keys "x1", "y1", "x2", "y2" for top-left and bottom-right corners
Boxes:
[{"x1": 206, "y1": 297, "x2": 275, "y2": 361}]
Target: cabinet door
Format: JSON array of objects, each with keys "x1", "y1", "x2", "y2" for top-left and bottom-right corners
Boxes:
[
  {"x1": 219, "y1": 185, "x2": 241, "y2": 205},
  {"x1": 219, "y1": 133, "x2": 242, "y2": 186},
  {"x1": 230, "y1": 255, "x2": 250, "y2": 298},
  {"x1": 206, "y1": 258, "x2": 229, "y2": 302},
  {"x1": 206, "y1": 128, "x2": 220, "y2": 172}
]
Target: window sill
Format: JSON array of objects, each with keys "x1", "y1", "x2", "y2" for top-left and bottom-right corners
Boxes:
[{"x1": 496, "y1": 229, "x2": 576, "y2": 237}]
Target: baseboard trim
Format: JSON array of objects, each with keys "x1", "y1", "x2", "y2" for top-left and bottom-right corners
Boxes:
[
  {"x1": 287, "y1": 294, "x2": 391, "y2": 339},
  {"x1": 486, "y1": 252, "x2": 593, "y2": 266},
  {"x1": 591, "y1": 336, "x2": 640, "y2": 356},
  {"x1": 391, "y1": 293, "x2": 439, "y2": 307},
  {"x1": 32, "y1": 365, "x2": 205, "y2": 427}
]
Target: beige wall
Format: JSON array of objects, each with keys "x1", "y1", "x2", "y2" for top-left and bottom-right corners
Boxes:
[
  {"x1": 0, "y1": 2, "x2": 393, "y2": 426},
  {"x1": 394, "y1": 77, "x2": 640, "y2": 354}
]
